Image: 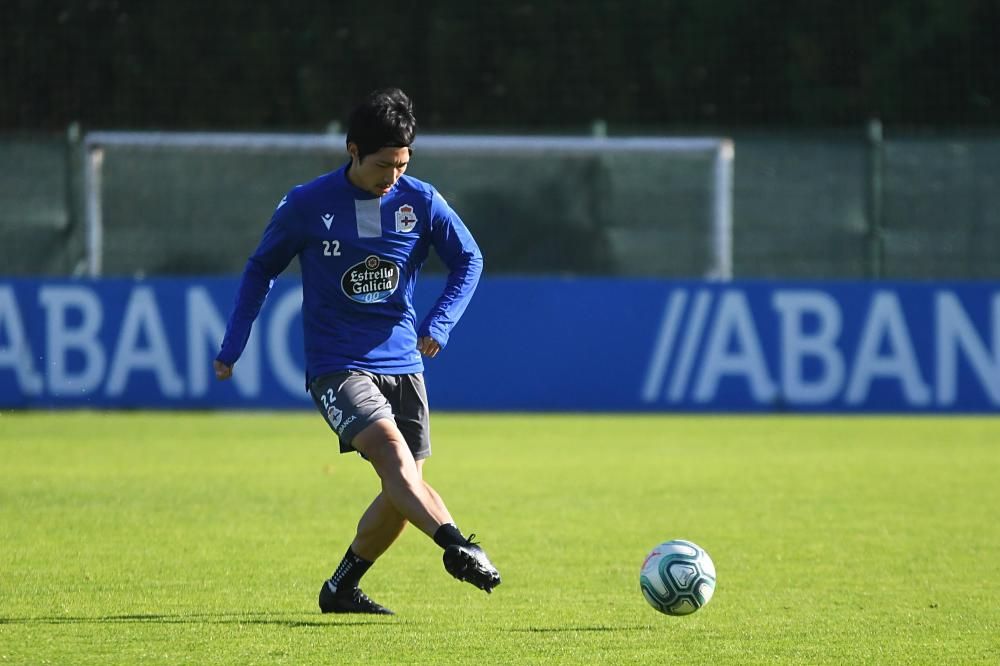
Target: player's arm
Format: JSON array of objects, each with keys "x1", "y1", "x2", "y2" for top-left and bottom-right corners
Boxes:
[
  {"x1": 416, "y1": 336, "x2": 441, "y2": 358},
  {"x1": 416, "y1": 190, "x2": 483, "y2": 355},
  {"x1": 215, "y1": 195, "x2": 304, "y2": 379},
  {"x1": 214, "y1": 359, "x2": 233, "y2": 380}
]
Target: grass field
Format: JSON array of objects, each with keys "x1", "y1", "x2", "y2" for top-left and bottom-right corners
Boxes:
[{"x1": 2, "y1": 412, "x2": 999, "y2": 664}]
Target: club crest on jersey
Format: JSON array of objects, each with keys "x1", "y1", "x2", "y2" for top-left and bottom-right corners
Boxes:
[
  {"x1": 341, "y1": 255, "x2": 400, "y2": 304},
  {"x1": 394, "y1": 204, "x2": 417, "y2": 232}
]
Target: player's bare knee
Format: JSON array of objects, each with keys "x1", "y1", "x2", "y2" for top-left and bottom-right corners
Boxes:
[
  {"x1": 352, "y1": 422, "x2": 411, "y2": 476},
  {"x1": 352, "y1": 420, "x2": 404, "y2": 459},
  {"x1": 366, "y1": 439, "x2": 410, "y2": 476}
]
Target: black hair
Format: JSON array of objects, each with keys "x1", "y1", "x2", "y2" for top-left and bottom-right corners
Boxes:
[{"x1": 346, "y1": 88, "x2": 417, "y2": 160}]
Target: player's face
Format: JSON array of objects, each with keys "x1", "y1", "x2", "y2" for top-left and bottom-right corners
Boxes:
[{"x1": 347, "y1": 144, "x2": 411, "y2": 196}]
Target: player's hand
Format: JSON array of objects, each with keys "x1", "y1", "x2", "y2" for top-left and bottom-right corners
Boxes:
[
  {"x1": 417, "y1": 336, "x2": 441, "y2": 358},
  {"x1": 214, "y1": 359, "x2": 233, "y2": 380}
]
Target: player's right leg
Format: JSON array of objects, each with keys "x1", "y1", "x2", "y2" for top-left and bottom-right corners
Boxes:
[
  {"x1": 352, "y1": 420, "x2": 500, "y2": 593},
  {"x1": 351, "y1": 419, "x2": 449, "y2": 536},
  {"x1": 350, "y1": 458, "x2": 437, "y2": 562},
  {"x1": 311, "y1": 371, "x2": 499, "y2": 602}
]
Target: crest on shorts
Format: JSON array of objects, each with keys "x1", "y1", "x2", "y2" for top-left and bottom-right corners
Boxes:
[
  {"x1": 327, "y1": 402, "x2": 343, "y2": 429},
  {"x1": 394, "y1": 204, "x2": 417, "y2": 232}
]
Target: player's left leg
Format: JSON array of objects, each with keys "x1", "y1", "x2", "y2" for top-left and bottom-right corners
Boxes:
[
  {"x1": 318, "y1": 497, "x2": 402, "y2": 615},
  {"x1": 319, "y1": 455, "x2": 449, "y2": 614},
  {"x1": 318, "y1": 494, "x2": 403, "y2": 614},
  {"x1": 351, "y1": 492, "x2": 406, "y2": 561}
]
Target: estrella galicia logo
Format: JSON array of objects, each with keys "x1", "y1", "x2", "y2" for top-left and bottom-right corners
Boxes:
[{"x1": 341, "y1": 255, "x2": 400, "y2": 303}]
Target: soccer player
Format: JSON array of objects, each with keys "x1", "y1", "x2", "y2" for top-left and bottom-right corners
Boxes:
[{"x1": 213, "y1": 88, "x2": 500, "y2": 615}]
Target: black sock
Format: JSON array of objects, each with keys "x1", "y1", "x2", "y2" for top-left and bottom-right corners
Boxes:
[
  {"x1": 433, "y1": 523, "x2": 467, "y2": 549},
  {"x1": 327, "y1": 547, "x2": 373, "y2": 595}
]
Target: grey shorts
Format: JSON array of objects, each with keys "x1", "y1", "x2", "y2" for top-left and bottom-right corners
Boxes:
[{"x1": 309, "y1": 370, "x2": 431, "y2": 460}]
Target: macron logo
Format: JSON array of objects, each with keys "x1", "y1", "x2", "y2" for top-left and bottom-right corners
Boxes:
[{"x1": 322, "y1": 213, "x2": 334, "y2": 230}]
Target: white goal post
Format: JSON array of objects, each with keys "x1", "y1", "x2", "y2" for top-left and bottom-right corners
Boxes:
[{"x1": 82, "y1": 131, "x2": 734, "y2": 279}]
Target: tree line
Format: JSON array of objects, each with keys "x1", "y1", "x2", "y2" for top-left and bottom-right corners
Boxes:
[{"x1": 3, "y1": 0, "x2": 998, "y2": 131}]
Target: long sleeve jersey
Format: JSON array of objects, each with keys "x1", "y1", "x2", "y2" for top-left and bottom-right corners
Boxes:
[{"x1": 217, "y1": 163, "x2": 483, "y2": 387}]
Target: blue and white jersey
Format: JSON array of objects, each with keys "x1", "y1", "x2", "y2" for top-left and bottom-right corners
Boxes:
[{"x1": 218, "y1": 163, "x2": 483, "y2": 386}]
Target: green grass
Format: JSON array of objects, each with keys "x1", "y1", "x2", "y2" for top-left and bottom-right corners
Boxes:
[{"x1": 1, "y1": 412, "x2": 999, "y2": 664}]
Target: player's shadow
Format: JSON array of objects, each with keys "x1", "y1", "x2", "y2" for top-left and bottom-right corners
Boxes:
[
  {"x1": 2, "y1": 615, "x2": 657, "y2": 632},
  {"x1": 507, "y1": 625, "x2": 655, "y2": 633},
  {"x1": 0, "y1": 613, "x2": 390, "y2": 628}
]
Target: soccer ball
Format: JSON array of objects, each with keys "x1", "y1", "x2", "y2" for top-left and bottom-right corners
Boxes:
[{"x1": 639, "y1": 539, "x2": 716, "y2": 616}]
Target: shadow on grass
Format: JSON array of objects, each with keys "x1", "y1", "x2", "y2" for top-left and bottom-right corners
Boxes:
[
  {"x1": 0, "y1": 612, "x2": 391, "y2": 628},
  {"x1": 1, "y1": 614, "x2": 655, "y2": 633},
  {"x1": 507, "y1": 625, "x2": 655, "y2": 633}
]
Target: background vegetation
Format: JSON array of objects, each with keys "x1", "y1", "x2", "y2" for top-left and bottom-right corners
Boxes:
[{"x1": 3, "y1": 0, "x2": 999, "y2": 131}]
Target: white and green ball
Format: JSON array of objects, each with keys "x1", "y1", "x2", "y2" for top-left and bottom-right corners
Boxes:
[{"x1": 640, "y1": 539, "x2": 716, "y2": 616}]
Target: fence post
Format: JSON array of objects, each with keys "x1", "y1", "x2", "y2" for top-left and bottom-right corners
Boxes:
[
  {"x1": 865, "y1": 118, "x2": 885, "y2": 279},
  {"x1": 65, "y1": 122, "x2": 88, "y2": 276}
]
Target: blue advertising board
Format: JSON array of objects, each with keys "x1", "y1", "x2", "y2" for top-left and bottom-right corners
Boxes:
[{"x1": 1, "y1": 277, "x2": 998, "y2": 412}]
